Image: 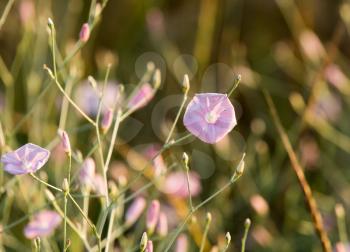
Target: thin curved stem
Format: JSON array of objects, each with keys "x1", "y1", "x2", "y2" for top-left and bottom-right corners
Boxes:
[{"x1": 30, "y1": 173, "x2": 62, "y2": 192}]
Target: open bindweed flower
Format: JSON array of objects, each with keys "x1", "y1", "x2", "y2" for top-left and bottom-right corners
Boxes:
[
  {"x1": 1, "y1": 143, "x2": 50, "y2": 175},
  {"x1": 183, "y1": 93, "x2": 237, "y2": 144},
  {"x1": 161, "y1": 171, "x2": 201, "y2": 198},
  {"x1": 127, "y1": 83, "x2": 155, "y2": 110},
  {"x1": 24, "y1": 210, "x2": 61, "y2": 239}
]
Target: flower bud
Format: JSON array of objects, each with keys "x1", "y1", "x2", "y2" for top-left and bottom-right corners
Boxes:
[
  {"x1": 156, "y1": 212, "x2": 168, "y2": 237},
  {"x1": 59, "y1": 130, "x2": 71, "y2": 154},
  {"x1": 183, "y1": 74, "x2": 190, "y2": 94},
  {"x1": 182, "y1": 152, "x2": 189, "y2": 168},
  {"x1": 79, "y1": 23, "x2": 90, "y2": 42},
  {"x1": 175, "y1": 234, "x2": 188, "y2": 252},
  {"x1": 146, "y1": 200, "x2": 160, "y2": 234},
  {"x1": 101, "y1": 108, "x2": 113, "y2": 133},
  {"x1": 225, "y1": 232, "x2": 231, "y2": 245},
  {"x1": 153, "y1": 69, "x2": 161, "y2": 89},
  {"x1": 125, "y1": 197, "x2": 146, "y2": 227},
  {"x1": 140, "y1": 232, "x2": 148, "y2": 252},
  {"x1": 245, "y1": 218, "x2": 251, "y2": 229},
  {"x1": 62, "y1": 178, "x2": 69, "y2": 193},
  {"x1": 145, "y1": 240, "x2": 153, "y2": 252}
]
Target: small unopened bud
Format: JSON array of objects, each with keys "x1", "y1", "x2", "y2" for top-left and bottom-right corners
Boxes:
[
  {"x1": 206, "y1": 212, "x2": 212, "y2": 224},
  {"x1": 47, "y1": 18, "x2": 54, "y2": 29},
  {"x1": 0, "y1": 122, "x2": 5, "y2": 149},
  {"x1": 245, "y1": 218, "x2": 251, "y2": 229},
  {"x1": 236, "y1": 160, "x2": 245, "y2": 175},
  {"x1": 145, "y1": 240, "x2": 153, "y2": 252},
  {"x1": 125, "y1": 197, "x2": 146, "y2": 226},
  {"x1": 153, "y1": 69, "x2": 161, "y2": 89},
  {"x1": 182, "y1": 152, "x2": 189, "y2": 167},
  {"x1": 140, "y1": 232, "x2": 148, "y2": 252},
  {"x1": 225, "y1": 232, "x2": 231, "y2": 245},
  {"x1": 156, "y1": 212, "x2": 168, "y2": 237},
  {"x1": 59, "y1": 130, "x2": 71, "y2": 154},
  {"x1": 146, "y1": 200, "x2": 160, "y2": 235},
  {"x1": 101, "y1": 108, "x2": 113, "y2": 133},
  {"x1": 183, "y1": 74, "x2": 190, "y2": 94},
  {"x1": 79, "y1": 23, "x2": 90, "y2": 42},
  {"x1": 335, "y1": 203, "x2": 345, "y2": 218},
  {"x1": 62, "y1": 178, "x2": 69, "y2": 193}
]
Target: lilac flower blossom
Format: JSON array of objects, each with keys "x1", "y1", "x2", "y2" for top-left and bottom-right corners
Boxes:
[
  {"x1": 1, "y1": 143, "x2": 50, "y2": 175},
  {"x1": 183, "y1": 93, "x2": 237, "y2": 144},
  {"x1": 125, "y1": 197, "x2": 147, "y2": 226},
  {"x1": 24, "y1": 210, "x2": 61, "y2": 239},
  {"x1": 146, "y1": 200, "x2": 160, "y2": 234},
  {"x1": 161, "y1": 171, "x2": 201, "y2": 198},
  {"x1": 143, "y1": 144, "x2": 166, "y2": 176},
  {"x1": 74, "y1": 81, "x2": 122, "y2": 116},
  {"x1": 127, "y1": 83, "x2": 155, "y2": 110}
]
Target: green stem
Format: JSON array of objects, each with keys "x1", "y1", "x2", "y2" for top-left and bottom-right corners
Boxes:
[{"x1": 30, "y1": 173, "x2": 62, "y2": 192}]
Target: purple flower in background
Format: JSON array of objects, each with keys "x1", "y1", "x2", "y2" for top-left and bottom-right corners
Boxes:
[
  {"x1": 79, "y1": 158, "x2": 96, "y2": 187},
  {"x1": 175, "y1": 234, "x2": 188, "y2": 252},
  {"x1": 75, "y1": 81, "x2": 122, "y2": 116},
  {"x1": 183, "y1": 93, "x2": 237, "y2": 144},
  {"x1": 24, "y1": 210, "x2": 61, "y2": 239},
  {"x1": 146, "y1": 200, "x2": 160, "y2": 234},
  {"x1": 144, "y1": 144, "x2": 166, "y2": 176},
  {"x1": 125, "y1": 197, "x2": 147, "y2": 226},
  {"x1": 1, "y1": 143, "x2": 50, "y2": 175},
  {"x1": 335, "y1": 242, "x2": 350, "y2": 252},
  {"x1": 161, "y1": 171, "x2": 201, "y2": 198},
  {"x1": 59, "y1": 130, "x2": 71, "y2": 154},
  {"x1": 92, "y1": 174, "x2": 107, "y2": 196},
  {"x1": 127, "y1": 83, "x2": 155, "y2": 110}
]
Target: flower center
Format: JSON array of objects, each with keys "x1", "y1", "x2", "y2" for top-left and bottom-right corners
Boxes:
[{"x1": 205, "y1": 111, "x2": 219, "y2": 124}]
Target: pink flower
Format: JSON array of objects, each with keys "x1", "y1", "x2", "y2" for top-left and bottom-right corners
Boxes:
[
  {"x1": 1, "y1": 143, "x2": 50, "y2": 175},
  {"x1": 79, "y1": 23, "x2": 90, "y2": 42},
  {"x1": 19, "y1": 0, "x2": 35, "y2": 24},
  {"x1": 101, "y1": 108, "x2": 114, "y2": 133},
  {"x1": 59, "y1": 130, "x2": 71, "y2": 154},
  {"x1": 78, "y1": 158, "x2": 96, "y2": 187},
  {"x1": 145, "y1": 240, "x2": 153, "y2": 252},
  {"x1": 183, "y1": 93, "x2": 237, "y2": 143},
  {"x1": 146, "y1": 200, "x2": 160, "y2": 234},
  {"x1": 161, "y1": 171, "x2": 201, "y2": 198},
  {"x1": 175, "y1": 234, "x2": 188, "y2": 252},
  {"x1": 127, "y1": 83, "x2": 155, "y2": 110},
  {"x1": 156, "y1": 212, "x2": 168, "y2": 237},
  {"x1": 335, "y1": 242, "x2": 350, "y2": 252},
  {"x1": 24, "y1": 210, "x2": 61, "y2": 239},
  {"x1": 125, "y1": 197, "x2": 147, "y2": 226}
]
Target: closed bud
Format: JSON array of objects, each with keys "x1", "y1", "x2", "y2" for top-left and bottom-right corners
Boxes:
[
  {"x1": 140, "y1": 232, "x2": 148, "y2": 252},
  {"x1": 153, "y1": 69, "x2": 161, "y2": 89},
  {"x1": 59, "y1": 130, "x2": 71, "y2": 154},
  {"x1": 47, "y1": 18, "x2": 54, "y2": 29},
  {"x1": 335, "y1": 203, "x2": 345, "y2": 218},
  {"x1": 182, "y1": 152, "x2": 189, "y2": 168},
  {"x1": 145, "y1": 240, "x2": 153, "y2": 252},
  {"x1": 101, "y1": 108, "x2": 113, "y2": 134},
  {"x1": 225, "y1": 232, "x2": 231, "y2": 246},
  {"x1": 156, "y1": 212, "x2": 168, "y2": 237},
  {"x1": 45, "y1": 189, "x2": 55, "y2": 201},
  {"x1": 245, "y1": 218, "x2": 251, "y2": 229},
  {"x1": 79, "y1": 23, "x2": 90, "y2": 42},
  {"x1": 62, "y1": 178, "x2": 69, "y2": 193},
  {"x1": 125, "y1": 197, "x2": 146, "y2": 227},
  {"x1": 146, "y1": 200, "x2": 160, "y2": 234},
  {"x1": 183, "y1": 74, "x2": 190, "y2": 94},
  {"x1": 236, "y1": 160, "x2": 245, "y2": 175},
  {"x1": 206, "y1": 212, "x2": 212, "y2": 224},
  {"x1": 34, "y1": 237, "x2": 41, "y2": 250}
]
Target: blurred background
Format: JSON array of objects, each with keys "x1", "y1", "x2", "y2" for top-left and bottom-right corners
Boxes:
[{"x1": 1, "y1": 0, "x2": 350, "y2": 251}]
